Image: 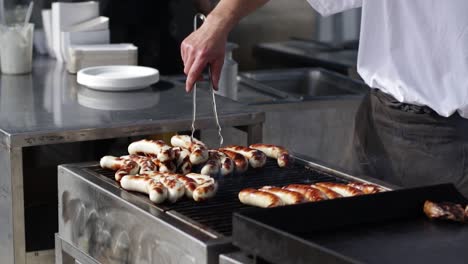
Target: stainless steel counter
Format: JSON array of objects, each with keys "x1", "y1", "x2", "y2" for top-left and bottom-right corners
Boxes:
[
  {"x1": 0, "y1": 58, "x2": 264, "y2": 264},
  {"x1": 0, "y1": 59, "x2": 263, "y2": 148}
]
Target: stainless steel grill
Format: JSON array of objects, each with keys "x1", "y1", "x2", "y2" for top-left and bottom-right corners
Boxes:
[
  {"x1": 56, "y1": 155, "x2": 392, "y2": 264},
  {"x1": 85, "y1": 158, "x2": 348, "y2": 237}
]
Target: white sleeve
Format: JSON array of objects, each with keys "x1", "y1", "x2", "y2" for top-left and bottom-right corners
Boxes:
[{"x1": 306, "y1": 0, "x2": 362, "y2": 16}]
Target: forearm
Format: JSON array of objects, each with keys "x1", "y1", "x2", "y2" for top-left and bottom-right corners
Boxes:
[
  {"x1": 181, "y1": 0, "x2": 268, "y2": 91},
  {"x1": 206, "y1": 0, "x2": 269, "y2": 34}
]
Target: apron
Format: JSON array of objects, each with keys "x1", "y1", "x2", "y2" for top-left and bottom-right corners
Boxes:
[{"x1": 352, "y1": 89, "x2": 468, "y2": 196}]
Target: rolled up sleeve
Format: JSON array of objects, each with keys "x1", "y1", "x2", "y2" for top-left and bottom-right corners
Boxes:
[{"x1": 306, "y1": 0, "x2": 362, "y2": 16}]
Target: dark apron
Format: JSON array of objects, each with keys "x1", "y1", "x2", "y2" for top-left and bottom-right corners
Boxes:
[{"x1": 353, "y1": 89, "x2": 468, "y2": 196}]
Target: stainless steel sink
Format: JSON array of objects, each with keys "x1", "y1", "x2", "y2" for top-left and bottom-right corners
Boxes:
[
  {"x1": 169, "y1": 68, "x2": 367, "y2": 105},
  {"x1": 241, "y1": 68, "x2": 368, "y2": 100},
  {"x1": 253, "y1": 40, "x2": 358, "y2": 74}
]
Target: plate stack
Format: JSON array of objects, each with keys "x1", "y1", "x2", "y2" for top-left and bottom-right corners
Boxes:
[{"x1": 41, "y1": 1, "x2": 138, "y2": 73}]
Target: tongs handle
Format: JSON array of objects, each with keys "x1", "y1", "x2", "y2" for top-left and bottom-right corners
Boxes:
[
  {"x1": 208, "y1": 65, "x2": 224, "y2": 146},
  {"x1": 191, "y1": 13, "x2": 224, "y2": 147}
]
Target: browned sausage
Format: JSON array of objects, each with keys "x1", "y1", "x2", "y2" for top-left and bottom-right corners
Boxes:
[
  {"x1": 260, "y1": 186, "x2": 304, "y2": 204},
  {"x1": 239, "y1": 188, "x2": 283, "y2": 208},
  {"x1": 315, "y1": 182, "x2": 363, "y2": 197},
  {"x1": 100, "y1": 155, "x2": 140, "y2": 181},
  {"x1": 128, "y1": 139, "x2": 174, "y2": 162},
  {"x1": 249, "y1": 143, "x2": 290, "y2": 167},
  {"x1": 283, "y1": 184, "x2": 327, "y2": 201},
  {"x1": 219, "y1": 149, "x2": 248, "y2": 173},
  {"x1": 348, "y1": 182, "x2": 386, "y2": 194},
  {"x1": 221, "y1": 146, "x2": 266, "y2": 168},
  {"x1": 310, "y1": 184, "x2": 342, "y2": 199}
]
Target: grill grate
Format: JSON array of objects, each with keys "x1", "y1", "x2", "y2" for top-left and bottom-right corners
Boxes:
[{"x1": 87, "y1": 158, "x2": 347, "y2": 237}]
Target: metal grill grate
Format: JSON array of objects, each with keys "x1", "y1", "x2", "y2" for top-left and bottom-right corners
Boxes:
[{"x1": 87, "y1": 158, "x2": 347, "y2": 237}]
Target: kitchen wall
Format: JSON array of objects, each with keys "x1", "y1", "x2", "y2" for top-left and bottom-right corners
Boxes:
[
  {"x1": 10, "y1": 0, "x2": 360, "y2": 73},
  {"x1": 229, "y1": 1, "x2": 361, "y2": 70},
  {"x1": 229, "y1": 0, "x2": 316, "y2": 70}
]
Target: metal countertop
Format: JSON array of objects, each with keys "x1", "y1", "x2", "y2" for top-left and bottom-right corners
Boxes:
[{"x1": 0, "y1": 58, "x2": 264, "y2": 148}]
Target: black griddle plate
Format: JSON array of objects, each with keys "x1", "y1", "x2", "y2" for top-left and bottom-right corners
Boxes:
[
  {"x1": 87, "y1": 158, "x2": 348, "y2": 237},
  {"x1": 233, "y1": 183, "x2": 468, "y2": 264}
]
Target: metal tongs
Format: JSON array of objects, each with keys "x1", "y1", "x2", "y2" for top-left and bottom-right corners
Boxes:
[{"x1": 191, "y1": 13, "x2": 224, "y2": 147}]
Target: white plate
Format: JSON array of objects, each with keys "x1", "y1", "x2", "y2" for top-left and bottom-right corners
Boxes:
[{"x1": 77, "y1": 65, "x2": 159, "y2": 91}]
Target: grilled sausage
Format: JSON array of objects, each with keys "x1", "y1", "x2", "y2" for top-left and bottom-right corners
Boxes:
[
  {"x1": 166, "y1": 173, "x2": 198, "y2": 199},
  {"x1": 221, "y1": 146, "x2": 267, "y2": 168},
  {"x1": 239, "y1": 188, "x2": 283, "y2": 208},
  {"x1": 100, "y1": 155, "x2": 140, "y2": 182},
  {"x1": 185, "y1": 173, "x2": 214, "y2": 184},
  {"x1": 173, "y1": 147, "x2": 189, "y2": 164},
  {"x1": 162, "y1": 172, "x2": 215, "y2": 201},
  {"x1": 193, "y1": 181, "x2": 218, "y2": 202},
  {"x1": 121, "y1": 154, "x2": 158, "y2": 174},
  {"x1": 152, "y1": 159, "x2": 177, "y2": 173},
  {"x1": 315, "y1": 182, "x2": 363, "y2": 197},
  {"x1": 190, "y1": 145, "x2": 209, "y2": 165},
  {"x1": 220, "y1": 156, "x2": 234, "y2": 176},
  {"x1": 310, "y1": 184, "x2": 342, "y2": 199},
  {"x1": 146, "y1": 174, "x2": 185, "y2": 203},
  {"x1": 159, "y1": 175, "x2": 185, "y2": 203},
  {"x1": 170, "y1": 135, "x2": 204, "y2": 149},
  {"x1": 211, "y1": 150, "x2": 234, "y2": 176},
  {"x1": 128, "y1": 139, "x2": 175, "y2": 162},
  {"x1": 173, "y1": 147, "x2": 193, "y2": 174},
  {"x1": 348, "y1": 182, "x2": 386, "y2": 194},
  {"x1": 185, "y1": 173, "x2": 219, "y2": 201},
  {"x1": 283, "y1": 184, "x2": 327, "y2": 201},
  {"x1": 120, "y1": 176, "x2": 167, "y2": 204},
  {"x1": 171, "y1": 135, "x2": 209, "y2": 165},
  {"x1": 260, "y1": 186, "x2": 304, "y2": 205},
  {"x1": 178, "y1": 156, "x2": 192, "y2": 175},
  {"x1": 424, "y1": 200, "x2": 467, "y2": 223},
  {"x1": 249, "y1": 144, "x2": 290, "y2": 167},
  {"x1": 219, "y1": 149, "x2": 248, "y2": 174},
  {"x1": 200, "y1": 154, "x2": 221, "y2": 176}
]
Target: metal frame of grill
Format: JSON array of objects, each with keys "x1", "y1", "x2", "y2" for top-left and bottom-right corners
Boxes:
[{"x1": 55, "y1": 154, "x2": 394, "y2": 264}]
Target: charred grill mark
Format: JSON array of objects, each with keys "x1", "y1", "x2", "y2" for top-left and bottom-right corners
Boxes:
[
  {"x1": 311, "y1": 185, "x2": 341, "y2": 199},
  {"x1": 278, "y1": 153, "x2": 290, "y2": 166},
  {"x1": 348, "y1": 182, "x2": 385, "y2": 194},
  {"x1": 283, "y1": 184, "x2": 325, "y2": 202},
  {"x1": 252, "y1": 151, "x2": 265, "y2": 161},
  {"x1": 316, "y1": 182, "x2": 363, "y2": 197},
  {"x1": 224, "y1": 160, "x2": 233, "y2": 170}
]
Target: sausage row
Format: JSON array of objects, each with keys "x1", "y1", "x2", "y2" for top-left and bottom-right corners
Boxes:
[
  {"x1": 239, "y1": 182, "x2": 386, "y2": 208},
  {"x1": 122, "y1": 136, "x2": 291, "y2": 178},
  {"x1": 100, "y1": 136, "x2": 293, "y2": 205}
]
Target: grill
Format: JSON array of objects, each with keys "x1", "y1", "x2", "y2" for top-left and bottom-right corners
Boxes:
[
  {"x1": 233, "y1": 183, "x2": 468, "y2": 264},
  {"x1": 85, "y1": 158, "x2": 348, "y2": 237},
  {"x1": 57, "y1": 155, "x2": 390, "y2": 264}
]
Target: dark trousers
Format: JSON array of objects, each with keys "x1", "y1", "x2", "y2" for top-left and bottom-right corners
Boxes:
[{"x1": 353, "y1": 89, "x2": 468, "y2": 197}]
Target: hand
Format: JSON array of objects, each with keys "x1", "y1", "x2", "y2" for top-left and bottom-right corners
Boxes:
[{"x1": 181, "y1": 16, "x2": 228, "y2": 92}]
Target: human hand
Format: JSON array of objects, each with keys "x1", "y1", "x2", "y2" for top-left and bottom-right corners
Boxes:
[{"x1": 181, "y1": 16, "x2": 228, "y2": 92}]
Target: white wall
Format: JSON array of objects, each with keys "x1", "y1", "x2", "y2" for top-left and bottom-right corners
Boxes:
[{"x1": 315, "y1": 8, "x2": 361, "y2": 43}]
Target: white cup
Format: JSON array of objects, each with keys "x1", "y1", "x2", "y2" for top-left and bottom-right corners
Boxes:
[{"x1": 0, "y1": 23, "x2": 34, "y2": 74}]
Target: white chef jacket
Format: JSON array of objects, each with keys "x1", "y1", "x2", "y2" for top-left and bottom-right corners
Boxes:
[{"x1": 307, "y1": 0, "x2": 468, "y2": 118}]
